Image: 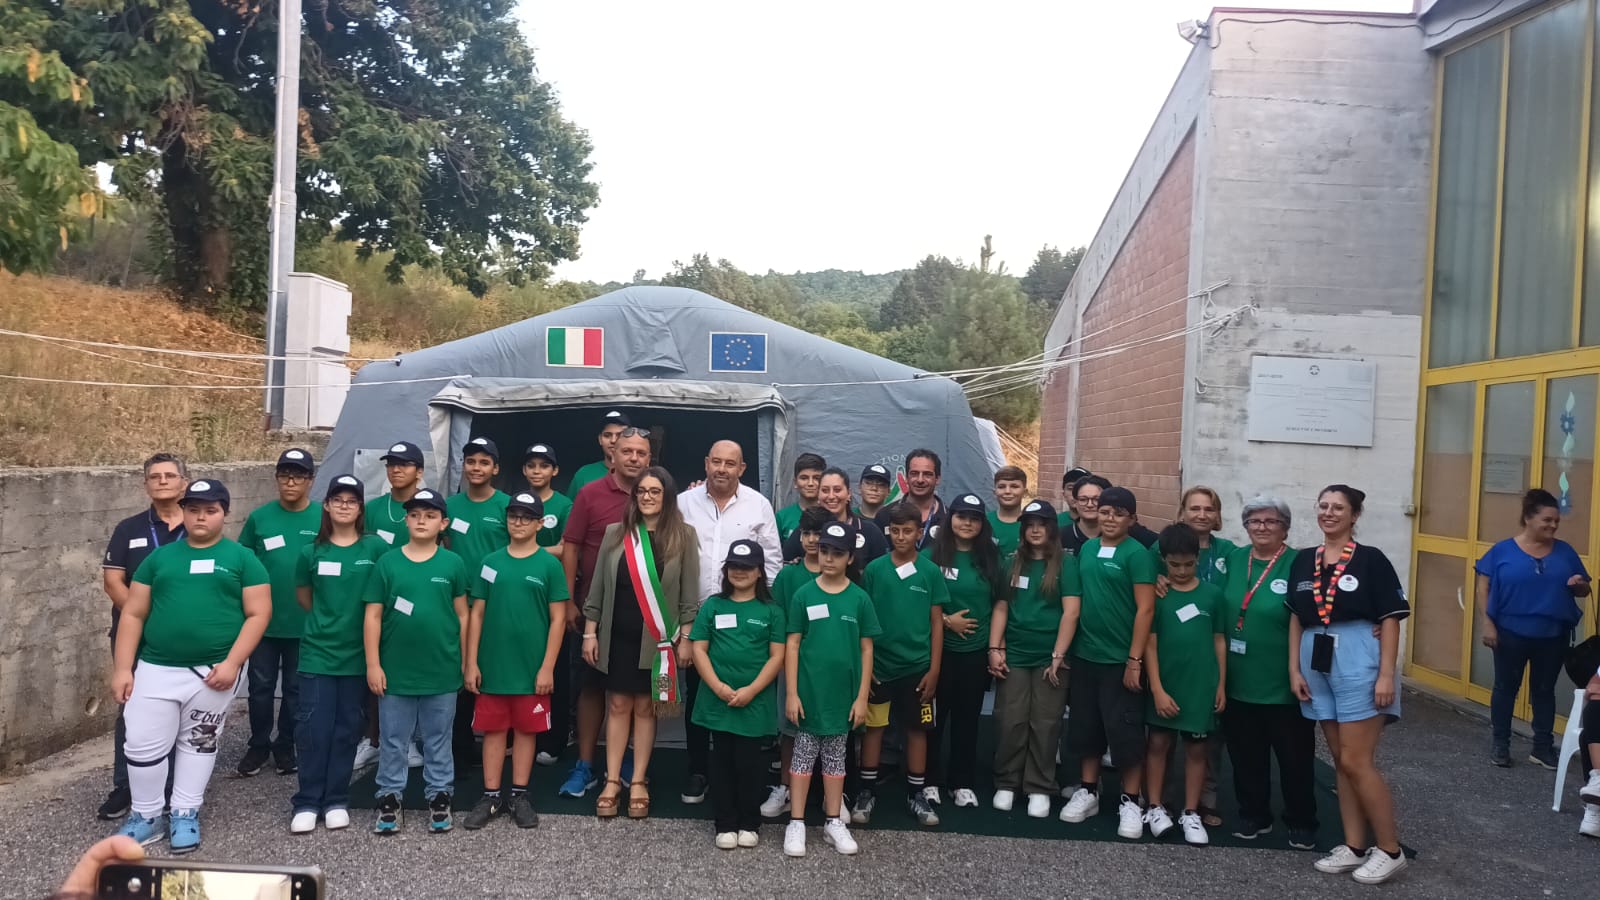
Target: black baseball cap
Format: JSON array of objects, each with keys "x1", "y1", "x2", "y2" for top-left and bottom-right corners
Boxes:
[
  {"x1": 949, "y1": 493, "x2": 986, "y2": 516},
  {"x1": 1019, "y1": 499, "x2": 1056, "y2": 523},
  {"x1": 1098, "y1": 486, "x2": 1137, "y2": 515},
  {"x1": 860, "y1": 464, "x2": 892, "y2": 485},
  {"x1": 403, "y1": 488, "x2": 447, "y2": 513},
  {"x1": 725, "y1": 539, "x2": 765, "y2": 569},
  {"x1": 506, "y1": 491, "x2": 545, "y2": 518},
  {"x1": 463, "y1": 437, "x2": 499, "y2": 462},
  {"x1": 523, "y1": 442, "x2": 559, "y2": 466},
  {"x1": 182, "y1": 478, "x2": 231, "y2": 513},
  {"x1": 1062, "y1": 466, "x2": 1092, "y2": 485},
  {"x1": 325, "y1": 474, "x2": 364, "y2": 502},
  {"x1": 381, "y1": 441, "x2": 424, "y2": 466},
  {"x1": 818, "y1": 521, "x2": 857, "y2": 552},
  {"x1": 601, "y1": 410, "x2": 630, "y2": 429},
  {"x1": 276, "y1": 448, "x2": 315, "y2": 474}
]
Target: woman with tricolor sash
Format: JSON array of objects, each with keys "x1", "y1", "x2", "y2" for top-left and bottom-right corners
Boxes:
[{"x1": 581, "y1": 467, "x2": 700, "y2": 819}]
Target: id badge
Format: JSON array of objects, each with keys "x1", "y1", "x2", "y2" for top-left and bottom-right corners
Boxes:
[
  {"x1": 1310, "y1": 632, "x2": 1335, "y2": 673},
  {"x1": 1229, "y1": 638, "x2": 1247, "y2": 655}
]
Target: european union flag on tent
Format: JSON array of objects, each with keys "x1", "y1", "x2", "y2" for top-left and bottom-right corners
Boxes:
[{"x1": 709, "y1": 332, "x2": 768, "y2": 374}]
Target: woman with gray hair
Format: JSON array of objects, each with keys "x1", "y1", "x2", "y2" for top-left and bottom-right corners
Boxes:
[{"x1": 1218, "y1": 496, "x2": 1318, "y2": 849}]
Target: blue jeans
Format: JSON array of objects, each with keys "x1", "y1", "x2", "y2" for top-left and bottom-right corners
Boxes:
[
  {"x1": 377, "y1": 693, "x2": 456, "y2": 798},
  {"x1": 248, "y1": 637, "x2": 301, "y2": 753},
  {"x1": 1490, "y1": 627, "x2": 1567, "y2": 752},
  {"x1": 291, "y1": 673, "x2": 367, "y2": 814}
]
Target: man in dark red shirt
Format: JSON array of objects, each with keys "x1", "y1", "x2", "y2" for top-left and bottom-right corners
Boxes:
[{"x1": 555, "y1": 428, "x2": 652, "y2": 797}]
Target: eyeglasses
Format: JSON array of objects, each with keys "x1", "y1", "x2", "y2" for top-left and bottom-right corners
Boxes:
[
  {"x1": 635, "y1": 487, "x2": 664, "y2": 498},
  {"x1": 1245, "y1": 518, "x2": 1284, "y2": 528},
  {"x1": 326, "y1": 497, "x2": 361, "y2": 508},
  {"x1": 276, "y1": 472, "x2": 311, "y2": 484},
  {"x1": 620, "y1": 427, "x2": 651, "y2": 438}
]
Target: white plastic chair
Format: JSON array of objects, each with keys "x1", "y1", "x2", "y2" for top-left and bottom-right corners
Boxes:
[{"x1": 1552, "y1": 688, "x2": 1586, "y2": 812}]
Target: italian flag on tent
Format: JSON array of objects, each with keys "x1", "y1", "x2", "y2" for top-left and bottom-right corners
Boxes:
[
  {"x1": 884, "y1": 467, "x2": 909, "y2": 504},
  {"x1": 547, "y1": 326, "x2": 604, "y2": 368}
]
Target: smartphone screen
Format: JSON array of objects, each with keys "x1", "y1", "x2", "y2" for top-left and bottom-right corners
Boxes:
[{"x1": 99, "y1": 861, "x2": 323, "y2": 900}]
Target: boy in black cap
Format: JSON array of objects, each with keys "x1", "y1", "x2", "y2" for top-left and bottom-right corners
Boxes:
[
  {"x1": 566, "y1": 411, "x2": 630, "y2": 499},
  {"x1": 462, "y1": 491, "x2": 569, "y2": 830},
  {"x1": 857, "y1": 465, "x2": 894, "y2": 520},
  {"x1": 367, "y1": 441, "x2": 425, "y2": 546},
  {"x1": 521, "y1": 443, "x2": 570, "y2": 561},
  {"x1": 446, "y1": 437, "x2": 511, "y2": 766},
  {"x1": 236, "y1": 449, "x2": 322, "y2": 778}
]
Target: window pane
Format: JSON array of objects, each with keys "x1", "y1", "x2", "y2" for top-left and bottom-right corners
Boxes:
[
  {"x1": 1497, "y1": 1, "x2": 1584, "y2": 359},
  {"x1": 1470, "y1": 604, "x2": 1496, "y2": 690},
  {"x1": 1420, "y1": 382, "x2": 1476, "y2": 537},
  {"x1": 1478, "y1": 381, "x2": 1536, "y2": 540},
  {"x1": 1412, "y1": 552, "x2": 1465, "y2": 678},
  {"x1": 1430, "y1": 38, "x2": 1503, "y2": 367},
  {"x1": 1544, "y1": 374, "x2": 1597, "y2": 548}
]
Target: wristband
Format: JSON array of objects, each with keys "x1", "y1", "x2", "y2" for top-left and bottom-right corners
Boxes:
[
  {"x1": 1051, "y1": 653, "x2": 1065, "y2": 659},
  {"x1": 1126, "y1": 657, "x2": 1142, "y2": 665},
  {"x1": 582, "y1": 634, "x2": 598, "y2": 641}
]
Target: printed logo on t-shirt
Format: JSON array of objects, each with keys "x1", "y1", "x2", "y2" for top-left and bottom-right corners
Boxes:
[
  {"x1": 908, "y1": 584, "x2": 929, "y2": 594},
  {"x1": 430, "y1": 576, "x2": 451, "y2": 585},
  {"x1": 1270, "y1": 578, "x2": 1288, "y2": 594},
  {"x1": 1337, "y1": 574, "x2": 1360, "y2": 592},
  {"x1": 1215, "y1": 557, "x2": 1228, "y2": 574},
  {"x1": 1296, "y1": 580, "x2": 1315, "y2": 593},
  {"x1": 841, "y1": 614, "x2": 858, "y2": 624},
  {"x1": 524, "y1": 576, "x2": 546, "y2": 586},
  {"x1": 542, "y1": 515, "x2": 559, "y2": 528}
]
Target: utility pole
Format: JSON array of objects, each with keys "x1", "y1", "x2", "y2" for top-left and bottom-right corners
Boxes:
[{"x1": 263, "y1": 0, "x2": 303, "y2": 430}]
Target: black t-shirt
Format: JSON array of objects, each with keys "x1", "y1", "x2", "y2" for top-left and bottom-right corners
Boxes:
[
  {"x1": 1286, "y1": 543, "x2": 1411, "y2": 628},
  {"x1": 1061, "y1": 521, "x2": 1160, "y2": 554},
  {"x1": 782, "y1": 515, "x2": 889, "y2": 564},
  {"x1": 874, "y1": 495, "x2": 945, "y2": 550},
  {"x1": 103, "y1": 506, "x2": 187, "y2": 637}
]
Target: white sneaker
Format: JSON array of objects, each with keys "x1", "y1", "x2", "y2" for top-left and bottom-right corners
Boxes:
[
  {"x1": 323, "y1": 808, "x2": 350, "y2": 830},
  {"x1": 352, "y1": 738, "x2": 379, "y2": 770},
  {"x1": 536, "y1": 751, "x2": 557, "y2": 767},
  {"x1": 1116, "y1": 796, "x2": 1143, "y2": 839},
  {"x1": 1026, "y1": 793, "x2": 1051, "y2": 818},
  {"x1": 406, "y1": 743, "x2": 423, "y2": 768},
  {"x1": 953, "y1": 788, "x2": 978, "y2": 808},
  {"x1": 1179, "y1": 810, "x2": 1208, "y2": 845},
  {"x1": 822, "y1": 817, "x2": 858, "y2": 855},
  {"x1": 289, "y1": 811, "x2": 317, "y2": 834},
  {"x1": 737, "y1": 829, "x2": 760, "y2": 848},
  {"x1": 1145, "y1": 804, "x2": 1174, "y2": 838},
  {"x1": 992, "y1": 789, "x2": 1015, "y2": 812},
  {"x1": 1580, "y1": 807, "x2": 1600, "y2": 838},
  {"x1": 1314, "y1": 844, "x2": 1368, "y2": 874},
  {"x1": 1582, "y1": 770, "x2": 1600, "y2": 807},
  {"x1": 715, "y1": 831, "x2": 738, "y2": 850},
  {"x1": 783, "y1": 820, "x2": 806, "y2": 857},
  {"x1": 922, "y1": 785, "x2": 941, "y2": 806},
  {"x1": 761, "y1": 784, "x2": 791, "y2": 818},
  {"x1": 1352, "y1": 849, "x2": 1408, "y2": 885},
  {"x1": 1060, "y1": 787, "x2": 1099, "y2": 823}
]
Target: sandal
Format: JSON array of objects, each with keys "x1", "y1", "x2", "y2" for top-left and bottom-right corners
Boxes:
[
  {"x1": 1199, "y1": 805, "x2": 1223, "y2": 829},
  {"x1": 627, "y1": 778, "x2": 651, "y2": 820},
  {"x1": 596, "y1": 778, "x2": 623, "y2": 818}
]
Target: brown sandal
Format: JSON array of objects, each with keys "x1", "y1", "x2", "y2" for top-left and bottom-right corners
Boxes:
[
  {"x1": 1199, "y1": 805, "x2": 1223, "y2": 829},
  {"x1": 596, "y1": 778, "x2": 623, "y2": 818},
  {"x1": 627, "y1": 778, "x2": 651, "y2": 819}
]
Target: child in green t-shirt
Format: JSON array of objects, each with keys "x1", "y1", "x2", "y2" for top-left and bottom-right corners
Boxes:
[
  {"x1": 520, "y1": 443, "x2": 570, "y2": 560},
  {"x1": 461, "y1": 492, "x2": 569, "y2": 831},
  {"x1": 1142, "y1": 524, "x2": 1227, "y2": 846},
  {"x1": 363, "y1": 489, "x2": 469, "y2": 837},
  {"x1": 763, "y1": 506, "x2": 828, "y2": 819},
  {"x1": 690, "y1": 539, "x2": 786, "y2": 850}
]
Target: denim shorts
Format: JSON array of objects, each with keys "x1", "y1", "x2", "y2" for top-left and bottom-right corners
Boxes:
[{"x1": 1298, "y1": 619, "x2": 1401, "y2": 724}]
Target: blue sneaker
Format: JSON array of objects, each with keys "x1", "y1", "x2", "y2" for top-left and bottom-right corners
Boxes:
[
  {"x1": 557, "y1": 759, "x2": 597, "y2": 798},
  {"x1": 620, "y1": 749, "x2": 634, "y2": 787},
  {"x1": 168, "y1": 809, "x2": 200, "y2": 854},
  {"x1": 373, "y1": 794, "x2": 402, "y2": 835},
  {"x1": 116, "y1": 813, "x2": 167, "y2": 847}
]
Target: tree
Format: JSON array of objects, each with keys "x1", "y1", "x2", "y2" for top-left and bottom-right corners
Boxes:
[
  {"x1": 929, "y1": 268, "x2": 1040, "y2": 426},
  {"x1": 5, "y1": 0, "x2": 598, "y2": 310},
  {"x1": 1019, "y1": 244, "x2": 1084, "y2": 319},
  {"x1": 879, "y1": 254, "x2": 960, "y2": 330}
]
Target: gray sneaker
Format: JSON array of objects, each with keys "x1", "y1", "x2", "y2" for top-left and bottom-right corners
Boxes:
[
  {"x1": 510, "y1": 793, "x2": 539, "y2": 829},
  {"x1": 461, "y1": 794, "x2": 502, "y2": 830},
  {"x1": 906, "y1": 790, "x2": 941, "y2": 827}
]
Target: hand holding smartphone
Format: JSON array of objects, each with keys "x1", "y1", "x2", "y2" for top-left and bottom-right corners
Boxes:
[{"x1": 98, "y1": 860, "x2": 324, "y2": 900}]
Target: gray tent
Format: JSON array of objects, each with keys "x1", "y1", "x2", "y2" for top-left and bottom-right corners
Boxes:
[{"x1": 320, "y1": 286, "x2": 994, "y2": 503}]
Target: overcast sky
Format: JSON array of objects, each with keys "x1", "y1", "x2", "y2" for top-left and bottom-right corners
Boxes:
[{"x1": 518, "y1": 1, "x2": 1414, "y2": 283}]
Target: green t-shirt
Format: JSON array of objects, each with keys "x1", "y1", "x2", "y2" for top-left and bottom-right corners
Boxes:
[
  {"x1": 238, "y1": 500, "x2": 323, "y2": 639},
  {"x1": 364, "y1": 494, "x2": 410, "y2": 547},
  {"x1": 132, "y1": 539, "x2": 270, "y2": 668},
  {"x1": 786, "y1": 580, "x2": 883, "y2": 736},
  {"x1": 1146, "y1": 581, "x2": 1226, "y2": 733},
  {"x1": 1152, "y1": 535, "x2": 1239, "y2": 588},
  {"x1": 772, "y1": 561, "x2": 820, "y2": 610},
  {"x1": 1003, "y1": 555, "x2": 1082, "y2": 669},
  {"x1": 925, "y1": 547, "x2": 995, "y2": 654},
  {"x1": 1219, "y1": 544, "x2": 1298, "y2": 705},
  {"x1": 689, "y1": 594, "x2": 787, "y2": 738},
  {"x1": 364, "y1": 547, "x2": 470, "y2": 696},
  {"x1": 533, "y1": 489, "x2": 572, "y2": 548},
  {"x1": 862, "y1": 553, "x2": 949, "y2": 681},
  {"x1": 445, "y1": 490, "x2": 510, "y2": 575},
  {"x1": 469, "y1": 546, "x2": 569, "y2": 694},
  {"x1": 294, "y1": 536, "x2": 390, "y2": 676},
  {"x1": 1057, "y1": 511, "x2": 1075, "y2": 531},
  {"x1": 987, "y1": 511, "x2": 1022, "y2": 560},
  {"x1": 776, "y1": 504, "x2": 802, "y2": 543},
  {"x1": 566, "y1": 460, "x2": 610, "y2": 499},
  {"x1": 1072, "y1": 537, "x2": 1158, "y2": 666}
]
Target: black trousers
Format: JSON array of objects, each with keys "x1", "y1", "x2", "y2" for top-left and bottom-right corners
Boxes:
[
  {"x1": 929, "y1": 649, "x2": 991, "y2": 790},
  {"x1": 681, "y1": 667, "x2": 711, "y2": 777},
  {"x1": 1222, "y1": 699, "x2": 1318, "y2": 831},
  {"x1": 539, "y1": 630, "x2": 579, "y2": 757},
  {"x1": 1582, "y1": 697, "x2": 1600, "y2": 760},
  {"x1": 709, "y1": 731, "x2": 766, "y2": 832}
]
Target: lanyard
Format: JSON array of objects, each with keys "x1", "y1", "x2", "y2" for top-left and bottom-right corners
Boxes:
[
  {"x1": 149, "y1": 510, "x2": 185, "y2": 546},
  {"x1": 1236, "y1": 545, "x2": 1285, "y2": 632},
  {"x1": 1313, "y1": 541, "x2": 1356, "y2": 626}
]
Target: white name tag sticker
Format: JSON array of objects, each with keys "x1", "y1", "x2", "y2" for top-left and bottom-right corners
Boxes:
[
  {"x1": 263, "y1": 535, "x2": 286, "y2": 551},
  {"x1": 480, "y1": 565, "x2": 497, "y2": 584},
  {"x1": 715, "y1": 613, "x2": 738, "y2": 630},
  {"x1": 394, "y1": 597, "x2": 414, "y2": 616},
  {"x1": 1175, "y1": 602, "x2": 1201, "y2": 623},
  {"x1": 317, "y1": 561, "x2": 342, "y2": 577},
  {"x1": 806, "y1": 603, "x2": 829, "y2": 621},
  {"x1": 1097, "y1": 545, "x2": 1117, "y2": 559},
  {"x1": 895, "y1": 561, "x2": 917, "y2": 580},
  {"x1": 189, "y1": 559, "x2": 215, "y2": 574},
  {"x1": 943, "y1": 567, "x2": 959, "y2": 581},
  {"x1": 1229, "y1": 638, "x2": 1247, "y2": 655},
  {"x1": 1013, "y1": 575, "x2": 1030, "y2": 589},
  {"x1": 450, "y1": 519, "x2": 471, "y2": 534},
  {"x1": 128, "y1": 537, "x2": 148, "y2": 549},
  {"x1": 377, "y1": 529, "x2": 396, "y2": 545}
]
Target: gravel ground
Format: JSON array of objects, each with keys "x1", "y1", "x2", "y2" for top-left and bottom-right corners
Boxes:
[{"x1": 1, "y1": 687, "x2": 1593, "y2": 899}]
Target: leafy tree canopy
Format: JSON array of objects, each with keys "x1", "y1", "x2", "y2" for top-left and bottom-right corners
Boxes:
[{"x1": 1018, "y1": 244, "x2": 1084, "y2": 317}]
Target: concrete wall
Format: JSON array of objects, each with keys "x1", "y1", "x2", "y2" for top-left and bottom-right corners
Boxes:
[{"x1": 0, "y1": 463, "x2": 280, "y2": 770}]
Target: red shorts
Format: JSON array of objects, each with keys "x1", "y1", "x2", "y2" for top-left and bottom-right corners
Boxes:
[{"x1": 471, "y1": 693, "x2": 552, "y2": 735}]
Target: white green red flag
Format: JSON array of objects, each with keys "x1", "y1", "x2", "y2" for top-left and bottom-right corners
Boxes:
[
  {"x1": 546, "y1": 326, "x2": 604, "y2": 368},
  {"x1": 884, "y1": 467, "x2": 909, "y2": 505}
]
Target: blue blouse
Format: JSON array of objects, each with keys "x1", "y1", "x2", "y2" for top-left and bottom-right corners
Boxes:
[{"x1": 1475, "y1": 538, "x2": 1588, "y2": 640}]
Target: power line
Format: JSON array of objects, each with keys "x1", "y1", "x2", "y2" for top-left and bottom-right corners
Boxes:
[{"x1": 0, "y1": 373, "x2": 469, "y2": 390}]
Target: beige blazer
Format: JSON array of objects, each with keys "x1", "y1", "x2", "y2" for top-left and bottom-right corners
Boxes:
[{"x1": 582, "y1": 521, "x2": 700, "y2": 674}]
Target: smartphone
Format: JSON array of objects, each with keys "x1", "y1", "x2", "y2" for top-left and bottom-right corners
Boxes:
[{"x1": 99, "y1": 860, "x2": 324, "y2": 900}]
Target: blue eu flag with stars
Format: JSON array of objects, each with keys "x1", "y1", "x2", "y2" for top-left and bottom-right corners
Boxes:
[{"x1": 710, "y1": 332, "x2": 768, "y2": 373}]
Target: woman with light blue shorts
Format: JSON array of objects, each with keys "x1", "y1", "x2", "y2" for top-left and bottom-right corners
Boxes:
[{"x1": 1286, "y1": 485, "x2": 1409, "y2": 887}]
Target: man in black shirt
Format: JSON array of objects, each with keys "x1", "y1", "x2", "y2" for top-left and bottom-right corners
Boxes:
[{"x1": 875, "y1": 448, "x2": 945, "y2": 550}]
